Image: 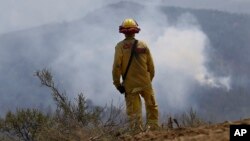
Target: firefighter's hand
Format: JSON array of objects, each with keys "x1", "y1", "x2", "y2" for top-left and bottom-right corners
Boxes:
[{"x1": 117, "y1": 86, "x2": 125, "y2": 94}]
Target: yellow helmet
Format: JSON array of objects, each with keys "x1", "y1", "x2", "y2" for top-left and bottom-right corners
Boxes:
[{"x1": 119, "y1": 18, "x2": 140, "y2": 34}]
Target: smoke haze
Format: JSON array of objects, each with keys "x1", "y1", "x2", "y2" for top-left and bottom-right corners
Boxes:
[
  {"x1": 0, "y1": 1, "x2": 250, "y2": 122},
  {"x1": 0, "y1": 0, "x2": 250, "y2": 34}
]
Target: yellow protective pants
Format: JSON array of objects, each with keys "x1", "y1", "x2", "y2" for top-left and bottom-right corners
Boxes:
[{"x1": 125, "y1": 87, "x2": 159, "y2": 130}]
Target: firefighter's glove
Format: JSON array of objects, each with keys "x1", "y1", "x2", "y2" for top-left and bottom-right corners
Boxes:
[{"x1": 117, "y1": 86, "x2": 125, "y2": 94}]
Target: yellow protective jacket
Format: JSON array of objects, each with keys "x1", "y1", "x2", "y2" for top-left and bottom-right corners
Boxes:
[{"x1": 112, "y1": 37, "x2": 155, "y2": 93}]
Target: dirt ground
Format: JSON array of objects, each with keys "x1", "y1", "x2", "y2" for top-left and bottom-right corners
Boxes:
[{"x1": 118, "y1": 118, "x2": 250, "y2": 141}]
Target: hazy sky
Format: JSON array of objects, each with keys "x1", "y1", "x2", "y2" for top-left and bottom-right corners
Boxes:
[
  {"x1": 0, "y1": 0, "x2": 249, "y2": 121},
  {"x1": 0, "y1": 0, "x2": 249, "y2": 34}
]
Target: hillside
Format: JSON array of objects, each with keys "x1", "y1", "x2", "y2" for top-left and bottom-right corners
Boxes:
[{"x1": 120, "y1": 118, "x2": 250, "y2": 141}]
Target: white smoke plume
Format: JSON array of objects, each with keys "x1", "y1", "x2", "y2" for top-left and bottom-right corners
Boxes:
[{"x1": 135, "y1": 8, "x2": 232, "y2": 112}]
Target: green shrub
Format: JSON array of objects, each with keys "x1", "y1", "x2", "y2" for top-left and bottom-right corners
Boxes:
[{"x1": 0, "y1": 109, "x2": 49, "y2": 141}]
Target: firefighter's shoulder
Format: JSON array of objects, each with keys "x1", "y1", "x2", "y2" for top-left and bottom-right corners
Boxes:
[
  {"x1": 115, "y1": 40, "x2": 125, "y2": 49},
  {"x1": 138, "y1": 40, "x2": 148, "y2": 48},
  {"x1": 137, "y1": 40, "x2": 149, "y2": 51}
]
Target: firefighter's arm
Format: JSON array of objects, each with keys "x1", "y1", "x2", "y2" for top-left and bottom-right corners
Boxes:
[
  {"x1": 147, "y1": 48, "x2": 155, "y2": 81},
  {"x1": 112, "y1": 45, "x2": 123, "y2": 88}
]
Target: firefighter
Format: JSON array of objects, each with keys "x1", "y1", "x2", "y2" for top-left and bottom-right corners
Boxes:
[{"x1": 112, "y1": 18, "x2": 159, "y2": 131}]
